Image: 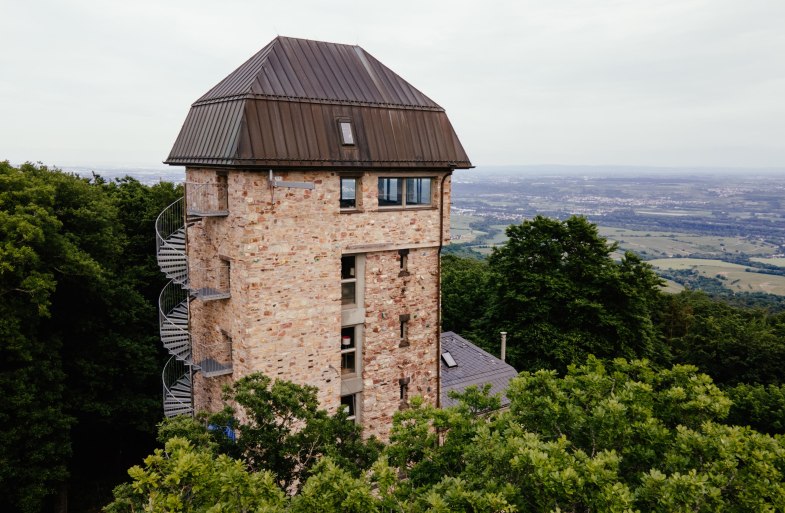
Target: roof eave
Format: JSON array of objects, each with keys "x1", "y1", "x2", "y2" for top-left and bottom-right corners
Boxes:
[{"x1": 164, "y1": 157, "x2": 472, "y2": 169}]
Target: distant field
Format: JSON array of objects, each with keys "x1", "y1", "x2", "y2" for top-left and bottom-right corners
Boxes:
[
  {"x1": 450, "y1": 214, "x2": 487, "y2": 244},
  {"x1": 599, "y1": 227, "x2": 778, "y2": 258},
  {"x1": 450, "y1": 216, "x2": 785, "y2": 295},
  {"x1": 751, "y1": 257, "x2": 785, "y2": 268},
  {"x1": 660, "y1": 279, "x2": 685, "y2": 294},
  {"x1": 648, "y1": 258, "x2": 785, "y2": 296},
  {"x1": 451, "y1": 219, "x2": 779, "y2": 260}
]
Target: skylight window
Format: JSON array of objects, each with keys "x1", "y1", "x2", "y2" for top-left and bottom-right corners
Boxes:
[
  {"x1": 442, "y1": 351, "x2": 457, "y2": 368},
  {"x1": 339, "y1": 121, "x2": 354, "y2": 145}
]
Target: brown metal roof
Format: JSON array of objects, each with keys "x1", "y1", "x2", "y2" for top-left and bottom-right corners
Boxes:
[{"x1": 166, "y1": 36, "x2": 471, "y2": 169}]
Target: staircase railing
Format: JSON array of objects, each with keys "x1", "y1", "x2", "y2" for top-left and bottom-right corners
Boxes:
[
  {"x1": 159, "y1": 280, "x2": 191, "y2": 361},
  {"x1": 186, "y1": 181, "x2": 229, "y2": 217},
  {"x1": 193, "y1": 331, "x2": 233, "y2": 377},
  {"x1": 157, "y1": 185, "x2": 232, "y2": 418},
  {"x1": 189, "y1": 262, "x2": 231, "y2": 300},
  {"x1": 156, "y1": 197, "x2": 185, "y2": 256},
  {"x1": 162, "y1": 356, "x2": 193, "y2": 417}
]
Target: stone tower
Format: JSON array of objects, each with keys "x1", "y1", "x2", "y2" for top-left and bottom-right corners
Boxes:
[{"x1": 157, "y1": 36, "x2": 471, "y2": 439}]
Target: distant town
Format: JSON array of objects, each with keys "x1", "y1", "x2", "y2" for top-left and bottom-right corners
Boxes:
[
  {"x1": 66, "y1": 163, "x2": 785, "y2": 297},
  {"x1": 448, "y1": 166, "x2": 785, "y2": 298}
]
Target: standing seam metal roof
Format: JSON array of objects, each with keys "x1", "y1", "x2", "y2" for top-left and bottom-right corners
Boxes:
[
  {"x1": 166, "y1": 36, "x2": 471, "y2": 169},
  {"x1": 196, "y1": 37, "x2": 441, "y2": 109}
]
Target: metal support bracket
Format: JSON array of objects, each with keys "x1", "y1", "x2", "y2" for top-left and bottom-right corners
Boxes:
[{"x1": 269, "y1": 169, "x2": 314, "y2": 204}]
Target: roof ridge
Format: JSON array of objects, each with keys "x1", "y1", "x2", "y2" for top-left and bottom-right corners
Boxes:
[{"x1": 195, "y1": 36, "x2": 441, "y2": 108}]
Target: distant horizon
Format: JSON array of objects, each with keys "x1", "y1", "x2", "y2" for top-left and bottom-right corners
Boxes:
[{"x1": 7, "y1": 160, "x2": 784, "y2": 178}]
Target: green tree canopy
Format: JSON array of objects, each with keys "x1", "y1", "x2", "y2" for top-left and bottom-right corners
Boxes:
[
  {"x1": 158, "y1": 372, "x2": 382, "y2": 492},
  {"x1": 441, "y1": 254, "x2": 491, "y2": 338},
  {"x1": 657, "y1": 290, "x2": 785, "y2": 386},
  {"x1": 0, "y1": 162, "x2": 180, "y2": 512},
  {"x1": 482, "y1": 215, "x2": 665, "y2": 372},
  {"x1": 110, "y1": 360, "x2": 785, "y2": 513}
]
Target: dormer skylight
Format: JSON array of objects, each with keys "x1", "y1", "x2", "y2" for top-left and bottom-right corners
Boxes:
[
  {"x1": 442, "y1": 351, "x2": 457, "y2": 368},
  {"x1": 339, "y1": 121, "x2": 354, "y2": 145}
]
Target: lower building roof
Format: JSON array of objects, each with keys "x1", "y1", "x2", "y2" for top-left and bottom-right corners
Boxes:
[{"x1": 440, "y1": 331, "x2": 518, "y2": 408}]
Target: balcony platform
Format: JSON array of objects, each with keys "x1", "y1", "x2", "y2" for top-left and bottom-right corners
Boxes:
[
  {"x1": 199, "y1": 358, "x2": 233, "y2": 378},
  {"x1": 192, "y1": 288, "x2": 231, "y2": 301}
]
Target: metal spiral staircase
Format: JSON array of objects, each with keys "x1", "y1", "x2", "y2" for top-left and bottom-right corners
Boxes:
[{"x1": 156, "y1": 182, "x2": 231, "y2": 418}]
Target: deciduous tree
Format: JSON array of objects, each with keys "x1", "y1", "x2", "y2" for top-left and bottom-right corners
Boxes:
[{"x1": 483, "y1": 215, "x2": 664, "y2": 371}]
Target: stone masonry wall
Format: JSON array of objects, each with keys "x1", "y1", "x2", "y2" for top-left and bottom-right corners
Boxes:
[
  {"x1": 361, "y1": 248, "x2": 439, "y2": 439},
  {"x1": 185, "y1": 167, "x2": 450, "y2": 439}
]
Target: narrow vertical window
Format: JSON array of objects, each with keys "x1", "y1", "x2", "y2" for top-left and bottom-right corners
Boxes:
[
  {"x1": 339, "y1": 121, "x2": 354, "y2": 145},
  {"x1": 399, "y1": 313, "x2": 410, "y2": 347},
  {"x1": 399, "y1": 377, "x2": 410, "y2": 402},
  {"x1": 340, "y1": 326, "x2": 357, "y2": 375},
  {"x1": 341, "y1": 255, "x2": 357, "y2": 306},
  {"x1": 340, "y1": 177, "x2": 357, "y2": 209},
  {"x1": 398, "y1": 248, "x2": 409, "y2": 276}
]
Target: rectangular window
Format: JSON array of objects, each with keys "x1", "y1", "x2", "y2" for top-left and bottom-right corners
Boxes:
[
  {"x1": 340, "y1": 177, "x2": 357, "y2": 209},
  {"x1": 377, "y1": 177, "x2": 403, "y2": 206},
  {"x1": 378, "y1": 177, "x2": 432, "y2": 208},
  {"x1": 341, "y1": 255, "x2": 357, "y2": 306},
  {"x1": 341, "y1": 394, "x2": 357, "y2": 421},
  {"x1": 406, "y1": 178, "x2": 431, "y2": 206},
  {"x1": 341, "y1": 326, "x2": 357, "y2": 375}
]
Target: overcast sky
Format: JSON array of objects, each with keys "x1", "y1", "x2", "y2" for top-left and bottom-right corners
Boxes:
[{"x1": 2, "y1": 0, "x2": 784, "y2": 169}]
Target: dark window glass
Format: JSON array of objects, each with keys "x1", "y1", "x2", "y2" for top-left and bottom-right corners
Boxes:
[
  {"x1": 341, "y1": 326, "x2": 358, "y2": 375},
  {"x1": 378, "y1": 178, "x2": 403, "y2": 206},
  {"x1": 406, "y1": 178, "x2": 431, "y2": 205},
  {"x1": 341, "y1": 282, "x2": 356, "y2": 305},
  {"x1": 341, "y1": 352, "x2": 356, "y2": 374},
  {"x1": 341, "y1": 256, "x2": 356, "y2": 280},
  {"x1": 341, "y1": 256, "x2": 357, "y2": 305},
  {"x1": 341, "y1": 326, "x2": 356, "y2": 349},
  {"x1": 341, "y1": 394, "x2": 356, "y2": 418}
]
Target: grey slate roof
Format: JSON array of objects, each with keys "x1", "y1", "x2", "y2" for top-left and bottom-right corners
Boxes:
[{"x1": 441, "y1": 331, "x2": 518, "y2": 408}]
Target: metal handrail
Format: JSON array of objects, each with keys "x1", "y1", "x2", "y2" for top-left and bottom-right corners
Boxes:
[
  {"x1": 189, "y1": 262, "x2": 231, "y2": 299},
  {"x1": 192, "y1": 331, "x2": 233, "y2": 377},
  {"x1": 155, "y1": 197, "x2": 185, "y2": 257},
  {"x1": 162, "y1": 355, "x2": 192, "y2": 415},
  {"x1": 158, "y1": 280, "x2": 191, "y2": 362}
]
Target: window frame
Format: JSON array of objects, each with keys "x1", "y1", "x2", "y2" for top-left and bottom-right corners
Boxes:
[
  {"x1": 339, "y1": 176, "x2": 360, "y2": 211},
  {"x1": 341, "y1": 254, "x2": 365, "y2": 311},
  {"x1": 340, "y1": 325, "x2": 362, "y2": 378},
  {"x1": 377, "y1": 176, "x2": 436, "y2": 209},
  {"x1": 338, "y1": 119, "x2": 355, "y2": 146},
  {"x1": 340, "y1": 394, "x2": 358, "y2": 421},
  {"x1": 341, "y1": 255, "x2": 358, "y2": 307}
]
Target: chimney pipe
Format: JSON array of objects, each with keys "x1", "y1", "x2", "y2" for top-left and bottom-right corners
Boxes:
[{"x1": 500, "y1": 331, "x2": 507, "y2": 362}]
